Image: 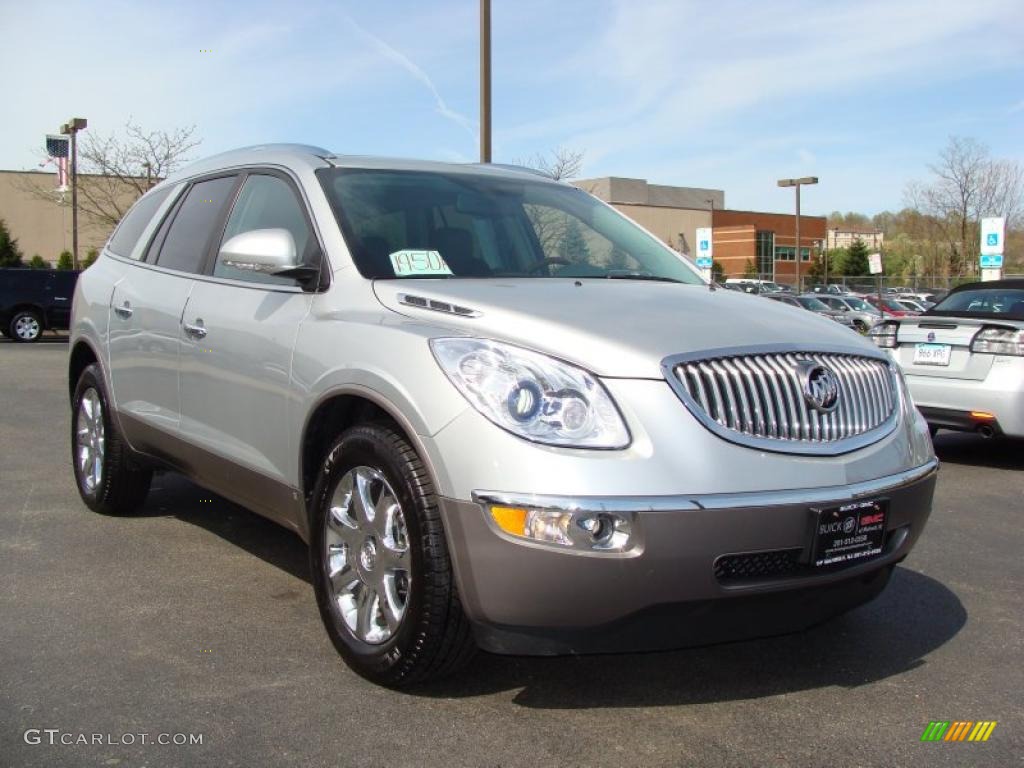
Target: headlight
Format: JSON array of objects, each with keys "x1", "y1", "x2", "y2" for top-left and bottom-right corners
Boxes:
[
  {"x1": 429, "y1": 338, "x2": 630, "y2": 448},
  {"x1": 868, "y1": 321, "x2": 898, "y2": 348},
  {"x1": 971, "y1": 327, "x2": 1024, "y2": 356}
]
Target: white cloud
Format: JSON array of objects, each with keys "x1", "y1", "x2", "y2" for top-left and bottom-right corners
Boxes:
[{"x1": 345, "y1": 16, "x2": 478, "y2": 145}]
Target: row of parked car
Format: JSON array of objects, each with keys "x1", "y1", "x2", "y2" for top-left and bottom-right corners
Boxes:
[{"x1": 723, "y1": 278, "x2": 949, "y2": 334}]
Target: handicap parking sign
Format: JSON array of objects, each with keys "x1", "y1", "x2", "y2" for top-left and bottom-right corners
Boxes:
[
  {"x1": 987, "y1": 233, "x2": 998, "y2": 246},
  {"x1": 980, "y1": 254, "x2": 1004, "y2": 268},
  {"x1": 699, "y1": 240, "x2": 709, "y2": 252}
]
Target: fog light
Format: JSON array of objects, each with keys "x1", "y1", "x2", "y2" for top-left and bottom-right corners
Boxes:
[{"x1": 488, "y1": 505, "x2": 633, "y2": 551}]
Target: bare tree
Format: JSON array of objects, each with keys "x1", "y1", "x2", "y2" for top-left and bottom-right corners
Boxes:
[
  {"x1": 77, "y1": 121, "x2": 201, "y2": 226},
  {"x1": 906, "y1": 136, "x2": 1023, "y2": 275},
  {"x1": 18, "y1": 120, "x2": 200, "y2": 229},
  {"x1": 518, "y1": 146, "x2": 584, "y2": 181}
]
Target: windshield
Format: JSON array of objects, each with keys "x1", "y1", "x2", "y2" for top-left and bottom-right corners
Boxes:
[
  {"x1": 928, "y1": 287, "x2": 1024, "y2": 319},
  {"x1": 317, "y1": 168, "x2": 704, "y2": 283},
  {"x1": 796, "y1": 296, "x2": 829, "y2": 310},
  {"x1": 845, "y1": 297, "x2": 871, "y2": 311}
]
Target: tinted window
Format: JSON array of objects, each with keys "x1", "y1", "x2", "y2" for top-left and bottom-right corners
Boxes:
[
  {"x1": 930, "y1": 287, "x2": 1024, "y2": 319},
  {"x1": 214, "y1": 175, "x2": 313, "y2": 285},
  {"x1": 107, "y1": 186, "x2": 173, "y2": 258},
  {"x1": 155, "y1": 176, "x2": 237, "y2": 274}
]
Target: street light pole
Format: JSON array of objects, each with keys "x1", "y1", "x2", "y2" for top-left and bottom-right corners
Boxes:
[
  {"x1": 479, "y1": 0, "x2": 492, "y2": 163},
  {"x1": 61, "y1": 117, "x2": 88, "y2": 270},
  {"x1": 777, "y1": 176, "x2": 817, "y2": 292}
]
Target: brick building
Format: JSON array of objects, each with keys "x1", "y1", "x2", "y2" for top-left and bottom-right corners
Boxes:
[{"x1": 712, "y1": 209, "x2": 827, "y2": 284}]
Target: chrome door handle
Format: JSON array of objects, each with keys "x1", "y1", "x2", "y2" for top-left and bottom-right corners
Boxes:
[
  {"x1": 183, "y1": 321, "x2": 207, "y2": 340},
  {"x1": 113, "y1": 301, "x2": 133, "y2": 319}
]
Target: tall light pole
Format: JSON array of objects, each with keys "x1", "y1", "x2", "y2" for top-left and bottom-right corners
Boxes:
[
  {"x1": 479, "y1": 0, "x2": 491, "y2": 163},
  {"x1": 61, "y1": 117, "x2": 88, "y2": 269},
  {"x1": 777, "y1": 176, "x2": 817, "y2": 292}
]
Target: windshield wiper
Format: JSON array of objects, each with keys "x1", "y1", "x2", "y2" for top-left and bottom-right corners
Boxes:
[{"x1": 602, "y1": 273, "x2": 684, "y2": 284}]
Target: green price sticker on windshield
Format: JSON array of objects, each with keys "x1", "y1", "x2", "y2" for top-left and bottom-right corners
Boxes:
[{"x1": 389, "y1": 250, "x2": 453, "y2": 277}]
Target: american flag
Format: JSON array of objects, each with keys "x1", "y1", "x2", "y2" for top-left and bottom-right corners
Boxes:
[{"x1": 44, "y1": 134, "x2": 70, "y2": 190}]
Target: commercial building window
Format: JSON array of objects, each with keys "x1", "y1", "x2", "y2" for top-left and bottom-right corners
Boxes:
[
  {"x1": 755, "y1": 230, "x2": 774, "y2": 276},
  {"x1": 774, "y1": 246, "x2": 811, "y2": 262}
]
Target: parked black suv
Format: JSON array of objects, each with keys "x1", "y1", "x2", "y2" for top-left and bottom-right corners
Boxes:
[{"x1": 1, "y1": 268, "x2": 81, "y2": 342}]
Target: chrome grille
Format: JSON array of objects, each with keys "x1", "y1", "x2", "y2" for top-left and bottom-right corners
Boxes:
[{"x1": 668, "y1": 351, "x2": 898, "y2": 454}]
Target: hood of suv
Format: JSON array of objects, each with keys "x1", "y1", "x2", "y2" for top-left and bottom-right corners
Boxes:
[{"x1": 374, "y1": 279, "x2": 875, "y2": 379}]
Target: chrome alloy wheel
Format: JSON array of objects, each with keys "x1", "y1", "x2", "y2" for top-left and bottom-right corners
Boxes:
[
  {"x1": 75, "y1": 387, "x2": 105, "y2": 492},
  {"x1": 325, "y1": 466, "x2": 411, "y2": 644},
  {"x1": 14, "y1": 314, "x2": 41, "y2": 341}
]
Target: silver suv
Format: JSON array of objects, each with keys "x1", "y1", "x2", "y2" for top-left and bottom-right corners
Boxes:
[{"x1": 69, "y1": 145, "x2": 937, "y2": 687}]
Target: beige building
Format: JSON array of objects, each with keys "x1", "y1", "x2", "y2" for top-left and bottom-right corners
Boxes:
[
  {"x1": 574, "y1": 176, "x2": 723, "y2": 255},
  {"x1": 826, "y1": 226, "x2": 884, "y2": 251},
  {"x1": 0, "y1": 170, "x2": 139, "y2": 264}
]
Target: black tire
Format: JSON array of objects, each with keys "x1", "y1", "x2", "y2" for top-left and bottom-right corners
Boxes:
[
  {"x1": 71, "y1": 363, "x2": 152, "y2": 515},
  {"x1": 309, "y1": 423, "x2": 475, "y2": 687},
  {"x1": 853, "y1": 319, "x2": 869, "y2": 335},
  {"x1": 9, "y1": 309, "x2": 43, "y2": 343}
]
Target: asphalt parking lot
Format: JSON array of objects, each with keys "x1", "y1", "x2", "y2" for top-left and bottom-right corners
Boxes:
[{"x1": 1, "y1": 339, "x2": 1022, "y2": 768}]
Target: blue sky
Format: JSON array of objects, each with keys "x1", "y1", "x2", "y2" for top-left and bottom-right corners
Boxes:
[{"x1": 2, "y1": 0, "x2": 1022, "y2": 215}]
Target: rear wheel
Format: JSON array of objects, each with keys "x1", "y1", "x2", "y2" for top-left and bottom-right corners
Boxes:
[
  {"x1": 853, "y1": 319, "x2": 869, "y2": 334},
  {"x1": 10, "y1": 310, "x2": 43, "y2": 342},
  {"x1": 71, "y1": 363, "x2": 152, "y2": 515},
  {"x1": 309, "y1": 423, "x2": 475, "y2": 687}
]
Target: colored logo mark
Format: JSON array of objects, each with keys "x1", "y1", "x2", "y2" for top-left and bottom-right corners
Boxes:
[
  {"x1": 699, "y1": 240, "x2": 709, "y2": 251},
  {"x1": 920, "y1": 721, "x2": 997, "y2": 742},
  {"x1": 987, "y1": 233, "x2": 998, "y2": 246}
]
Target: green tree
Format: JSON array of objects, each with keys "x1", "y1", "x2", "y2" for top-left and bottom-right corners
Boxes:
[
  {"x1": 28, "y1": 254, "x2": 49, "y2": 269},
  {"x1": 0, "y1": 218, "x2": 24, "y2": 267},
  {"x1": 56, "y1": 250, "x2": 74, "y2": 270},
  {"x1": 743, "y1": 259, "x2": 758, "y2": 278},
  {"x1": 844, "y1": 239, "x2": 871, "y2": 276},
  {"x1": 711, "y1": 259, "x2": 726, "y2": 283},
  {"x1": 83, "y1": 248, "x2": 99, "y2": 269}
]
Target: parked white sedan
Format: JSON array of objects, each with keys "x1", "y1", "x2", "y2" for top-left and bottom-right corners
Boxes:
[{"x1": 870, "y1": 280, "x2": 1024, "y2": 438}]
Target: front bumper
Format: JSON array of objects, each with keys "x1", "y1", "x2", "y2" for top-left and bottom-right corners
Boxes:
[{"x1": 439, "y1": 459, "x2": 937, "y2": 655}]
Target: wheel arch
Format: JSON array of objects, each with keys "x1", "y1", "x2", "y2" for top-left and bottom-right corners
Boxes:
[
  {"x1": 68, "y1": 338, "x2": 101, "y2": 403},
  {"x1": 299, "y1": 384, "x2": 450, "y2": 526}
]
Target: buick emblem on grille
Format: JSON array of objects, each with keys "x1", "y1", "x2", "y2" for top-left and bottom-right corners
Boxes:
[{"x1": 797, "y1": 361, "x2": 840, "y2": 412}]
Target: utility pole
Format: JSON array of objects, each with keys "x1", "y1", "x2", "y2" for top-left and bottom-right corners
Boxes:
[
  {"x1": 479, "y1": 0, "x2": 492, "y2": 163},
  {"x1": 777, "y1": 176, "x2": 817, "y2": 292},
  {"x1": 61, "y1": 117, "x2": 88, "y2": 269}
]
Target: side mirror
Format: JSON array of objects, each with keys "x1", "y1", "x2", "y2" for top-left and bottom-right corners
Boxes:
[{"x1": 219, "y1": 228, "x2": 298, "y2": 274}]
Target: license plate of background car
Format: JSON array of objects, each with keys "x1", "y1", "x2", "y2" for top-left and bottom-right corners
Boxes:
[
  {"x1": 811, "y1": 499, "x2": 888, "y2": 568},
  {"x1": 913, "y1": 343, "x2": 951, "y2": 366}
]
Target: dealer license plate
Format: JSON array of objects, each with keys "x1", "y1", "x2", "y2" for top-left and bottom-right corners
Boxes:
[{"x1": 811, "y1": 499, "x2": 888, "y2": 568}]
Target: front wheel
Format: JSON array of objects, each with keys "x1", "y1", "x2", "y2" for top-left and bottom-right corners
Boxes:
[
  {"x1": 71, "y1": 363, "x2": 152, "y2": 515},
  {"x1": 309, "y1": 423, "x2": 475, "y2": 687}
]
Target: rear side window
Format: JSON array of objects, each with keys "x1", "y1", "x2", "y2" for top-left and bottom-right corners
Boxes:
[
  {"x1": 107, "y1": 186, "x2": 173, "y2": 259},
  {"x1": 155, "y1": 176, "x2": 237, "y2": 274}
]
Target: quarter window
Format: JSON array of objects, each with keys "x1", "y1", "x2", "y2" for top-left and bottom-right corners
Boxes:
[
  {"x1": 155, "y1": 176, "x2": 238, "y2": 274},
  {"x1": 214, "y1": 174, "x2": 314, "y2": 285}
]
